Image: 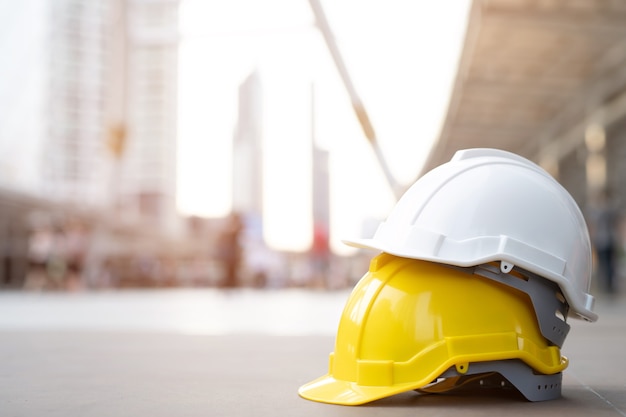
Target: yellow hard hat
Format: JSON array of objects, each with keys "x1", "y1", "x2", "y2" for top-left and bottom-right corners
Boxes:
[{"x1": 299, "y1": 253, "x2": 568, "y2": 405}]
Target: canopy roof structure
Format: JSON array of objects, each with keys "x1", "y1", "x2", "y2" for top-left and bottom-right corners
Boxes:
[{"x1": 422, "y1": 0, "x2": 626, "y2": 176}]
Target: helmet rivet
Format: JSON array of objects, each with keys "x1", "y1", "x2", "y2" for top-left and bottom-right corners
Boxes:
[{"x1": 501, "y1": 261, "x2": 514, "y2": 274}]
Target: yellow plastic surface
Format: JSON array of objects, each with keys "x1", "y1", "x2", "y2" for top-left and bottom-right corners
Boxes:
[{"x1": 298, "y1": 254, "x2": 568, "y2": 405}]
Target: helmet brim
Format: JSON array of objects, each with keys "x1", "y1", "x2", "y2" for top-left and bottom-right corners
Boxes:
[
  {"x1": 342, "y1": 238, "x2": 383, "y2": 252},
  {"x1": 298, "y1": 374, "x2": 418, "y2": 406}
]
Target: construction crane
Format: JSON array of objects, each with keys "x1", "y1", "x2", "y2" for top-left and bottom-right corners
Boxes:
[{"x1": 308, "y1": 0, "x2": 405, "y2": 200}]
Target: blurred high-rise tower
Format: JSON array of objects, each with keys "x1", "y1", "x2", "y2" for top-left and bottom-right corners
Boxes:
[
  {"x1": 232, "y1": 70, "x2": 264, "y2": 219},
  {"x1": 0, "y1": 0, "x2": 110, "y2": 200}
]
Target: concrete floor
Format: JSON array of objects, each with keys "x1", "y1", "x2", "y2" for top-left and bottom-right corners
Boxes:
[{"x1": 0, "y1": 289, "x2": 624, "y2": 416}]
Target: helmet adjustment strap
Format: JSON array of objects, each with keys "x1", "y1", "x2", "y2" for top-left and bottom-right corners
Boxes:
[{"x1": 424, "y1": 359, "x2": 562, "y2": 402}]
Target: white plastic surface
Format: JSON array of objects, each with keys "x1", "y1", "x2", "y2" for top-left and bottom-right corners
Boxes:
[{"x1": 345, "y1": 148, "x2": 597, "y2": 321}]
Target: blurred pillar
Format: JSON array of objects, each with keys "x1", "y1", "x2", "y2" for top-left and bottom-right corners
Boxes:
[
  {"x1": 585, "y1": 123, "x2": 607, "y2": 192},
  {"x1": 0, "y1": 206, "x2": 29, "y2": 288},
  {"x1": 0, "y1": 210, "x2": 7, "y2": 286}
]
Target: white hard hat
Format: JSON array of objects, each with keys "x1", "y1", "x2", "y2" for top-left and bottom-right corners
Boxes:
[{"x1": 345, "y1": 148, "x2": 597, "y2": 322}]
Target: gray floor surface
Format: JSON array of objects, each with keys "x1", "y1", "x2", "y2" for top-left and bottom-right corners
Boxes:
[{"x1": 0, "y1": 288, "x2": 624, "y2": 416}]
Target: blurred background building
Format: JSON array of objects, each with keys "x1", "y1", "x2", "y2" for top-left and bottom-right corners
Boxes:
[
  {"x1": 1, "y1": 0, "x2": 625, "y2": 295},
  {"x1": 0, "y1": 0, "x2": 184, "y2": 289},
  {"x1": 117, "y1": 0, "x2": 179, "y2": 235}
]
